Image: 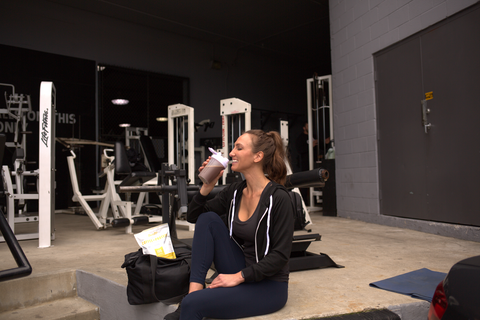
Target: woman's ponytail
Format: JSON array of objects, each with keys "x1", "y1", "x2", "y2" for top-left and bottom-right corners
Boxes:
[{"x1": 246, "y1": 129, "x2": 288, "y2": 185}]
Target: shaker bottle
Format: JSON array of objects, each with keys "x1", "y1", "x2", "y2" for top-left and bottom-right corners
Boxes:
[{"x1": 198, "y1": 148, "x2": 229, "y2": 184}]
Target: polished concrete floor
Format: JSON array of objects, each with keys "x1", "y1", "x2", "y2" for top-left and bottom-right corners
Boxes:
[{"x1": 2, "y1": 210, "x2": 480, "y2": 319}]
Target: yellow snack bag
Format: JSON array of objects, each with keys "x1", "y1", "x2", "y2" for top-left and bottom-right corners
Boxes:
[{"x1": 134, "y1": 223, "x2": 176, "y2": 259}]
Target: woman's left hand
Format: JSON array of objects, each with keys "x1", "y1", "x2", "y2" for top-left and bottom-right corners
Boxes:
[{"x1": 208, "y1": 272, "x2": 244, "y2": 289}]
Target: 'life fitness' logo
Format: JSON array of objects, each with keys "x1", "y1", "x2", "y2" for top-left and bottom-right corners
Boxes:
[{"x1": 40, "y1": 108, "x2": 49, "y2": 147}]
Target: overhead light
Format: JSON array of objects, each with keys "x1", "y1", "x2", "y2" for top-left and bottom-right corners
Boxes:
[
  {"x1": 156, "y1": 117, "x2": 168, "y2": 122},
  {"x1": 119, "y1": 123, "x2": 131, "y2": 127},
  {"x1": 112, "y1": 98, "x2": 129, "y2": 105},
  {"x1": 111, "y1": 91, "x2": 129, "y2": 105}
]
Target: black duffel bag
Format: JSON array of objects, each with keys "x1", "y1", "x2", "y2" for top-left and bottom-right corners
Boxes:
[{"x1": 121, "y1": 247, "x2": 192, "y2": 305}]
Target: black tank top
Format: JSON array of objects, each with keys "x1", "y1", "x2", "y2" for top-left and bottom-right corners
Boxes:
[{"x1": 233, "y1": 184, "x2": 289, "y2": 282}]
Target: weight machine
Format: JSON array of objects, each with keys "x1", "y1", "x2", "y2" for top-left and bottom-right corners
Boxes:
[
  {"x1": 64, "y1": 103, "x2": 198, "y2": 233},
  {"x1": 0, "y1": 83, "x2": 38, "y2": 241},
  {"x1": 220, "y1": 98, "x2": 251, "y2": 185},
  {"x1": 123, "y1": 126, "x2": 159, "y2": 216},
  {"x1": 306, "y1": 75, "x2": 334, "y2": 211},
  {"x1": 166, "y1": 104, "x2": 195, "y2": 230},
  {"x1": 168, "y1": 104, "x2": 195, "y2": 185},
  {"x1": 279, "y1": 119, "x2": 313, "y2": 226},
  {"x1": 65, "y1": 140, "x2": 161, "y2": 234},
  {"x1": 122, "y1": 120, "x2": 195, "y2": 231},
  {"x1": 0, "y1": 82, "x2": 55, "y2": 247}
]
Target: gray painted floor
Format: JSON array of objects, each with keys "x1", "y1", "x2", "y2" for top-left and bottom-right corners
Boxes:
[{"x1": 2, "y1": 211, "x2": 480, "y2": 319}]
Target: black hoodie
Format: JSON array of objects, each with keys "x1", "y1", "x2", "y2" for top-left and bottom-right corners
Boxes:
[{"x1": 187, "y1": 180, "x2": 294, "y2": 283}]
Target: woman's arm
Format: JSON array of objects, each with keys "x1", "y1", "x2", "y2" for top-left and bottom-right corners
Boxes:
[
  {"x1": 186, "y1": 157, "x2": 225, "y2": 223},
  {"x1": 187, "y1": 181, "x2": 235, "y2": 223},
  {"x1": 208, "y1": 271, "x2": 245, "y2": 289}
]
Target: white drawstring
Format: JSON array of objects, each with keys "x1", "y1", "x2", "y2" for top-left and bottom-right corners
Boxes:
[
  {"x1": 229, "y1": 190, "x2": 237, "y2": 238},
  {"x1": 264, "y1": 195, "x2": 273, "y2": 256},
  {"x1": 230, "y1": 189, "x2": 272, "y2": 257}
]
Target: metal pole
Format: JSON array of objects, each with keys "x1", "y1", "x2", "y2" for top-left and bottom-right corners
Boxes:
[
  {"x1": 182, "y1": 117, "x2": 186, "y2": 170},
  {"x1": 0, "y1": 210, "x2": 32, "y2": 281},
  {"x1": 321, "y1": 80, "x2": 327, "y2": 157},
  {"x1": 175, "y1": 117, "x2": 179, "y2": 167},
  {"x1": 231, "y1": 115, "x2": 234, "y2": 152},
  {"x1": 314, "y1": 77, "x2": 321, "y2": 161}
]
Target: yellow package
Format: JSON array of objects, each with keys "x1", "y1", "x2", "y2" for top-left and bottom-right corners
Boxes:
[{"x1": 134, "y1": 223, "x2": 176, "y2": 259}]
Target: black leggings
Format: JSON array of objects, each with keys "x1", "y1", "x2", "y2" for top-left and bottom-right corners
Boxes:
[{"x1": 181, "y1": 211, "x2": 288, "y2": 320}]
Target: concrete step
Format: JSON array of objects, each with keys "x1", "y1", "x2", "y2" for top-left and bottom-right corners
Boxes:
[
  {"x1": 0, "y1": 270, "x2": 99, "y2": 320},
  {"x1": 0, "y1": 271, "x2": 78, "y2": 312},
  {"x1": 0, "y1": 296, "x2": 100, "y2": 320}
]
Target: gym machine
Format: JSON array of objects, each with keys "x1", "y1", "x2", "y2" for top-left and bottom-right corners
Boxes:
[
  {"x1": 0, "y1": 144, "x2": 32, "y2": 279},
  {"x1": 118, "y1": 162, "x2": 192, "y2": 241},
  {"x1": 279, "y1": 119, "x2": 313, "y2": 226},
  {"x1": 168, "y1": 104, "x2": 195, "y2": 184},
  {"x1": 123, "y1": 126, "x2": 160, "y2": 216},
  {"x1": 284, "y1": 168, "x2": 342, "y2": 271},
  {"x1": 306, "y1": 74, "x2": 334, "y2": 212},
  {"x1": 65, "y1": 102, "x2": 199, "y2": 234},
  {"x1": 220, "y1": 98, "x2": 251, "y2": 185},
  {"x1": 0, "y1": 82, "x2": 55, "y2": 247},
  {"x1": 65, "y1": 139, "x2": 163, "y2": 234},
  {"x1": 0, "y1": 83, "x2": 38, "y2": 242}
]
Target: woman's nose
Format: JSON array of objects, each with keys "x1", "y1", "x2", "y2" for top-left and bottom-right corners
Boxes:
[{"x1": 229, "y1": 150, "x2": 234, "y2": 157}]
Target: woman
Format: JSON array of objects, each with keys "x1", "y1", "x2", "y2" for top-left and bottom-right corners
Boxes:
[{"x1": 164, "y1": 129, "x2": 294, "y2": 320}]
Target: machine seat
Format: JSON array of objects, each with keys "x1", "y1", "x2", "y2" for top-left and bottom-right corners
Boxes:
[{"x1": 114, "y1": 141, "x2": 157, "y2": 191}]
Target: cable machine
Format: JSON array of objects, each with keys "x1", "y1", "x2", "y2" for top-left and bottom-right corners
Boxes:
[
  {"x1": 0, "y1": 83, "x2": 55, "y2": 247},
  {"x1": 220, "y1": 98, "x2": 251, "y2": 185},
  {"x1": 306, "y1": 75, "x2": 334, "y2": 211},
  {"x1": 168, "y1": 104, "x2": 195, "y2": 185},
  {"x1": 279, "y1": 119, "x2": 313, "y2": 225}
]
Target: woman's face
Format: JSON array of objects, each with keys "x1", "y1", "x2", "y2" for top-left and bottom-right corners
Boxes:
[{"x1": 229, "y1": 133, "x2": 256, "y2": 172}]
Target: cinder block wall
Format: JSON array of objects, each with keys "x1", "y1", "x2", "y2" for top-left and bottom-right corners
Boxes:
[{"x1": 329, "y1": 0, "x2": 479, "y2": 237}]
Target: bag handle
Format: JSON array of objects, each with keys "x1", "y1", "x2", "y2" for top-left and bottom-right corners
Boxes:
[
  {"x1": 143, "y1": 253, "x2": 192, "y2": 304},
  {"x1": 143, "y1": 254, "x2": 160, "y2": 303}
]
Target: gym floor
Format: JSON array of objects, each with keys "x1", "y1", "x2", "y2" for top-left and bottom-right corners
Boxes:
[{"x1": 1, "y1": 211, "x2": 480, "y2": 319}]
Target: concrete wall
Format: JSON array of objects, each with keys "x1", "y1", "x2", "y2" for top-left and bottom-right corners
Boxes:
[{"x1": 329, "y1": 0, "x2": 480, "y2": 241}]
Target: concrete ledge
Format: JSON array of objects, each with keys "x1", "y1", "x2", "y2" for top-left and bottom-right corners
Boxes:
[
  {"x1": 388, "y1": 301, "x2": 430, "y2": 320},
  {"x1": 76, "y1": 270, "x2": 176, "y2": 320},
  {"x1": 338, "y1": 212, "x2": 480, "y2": 243}
]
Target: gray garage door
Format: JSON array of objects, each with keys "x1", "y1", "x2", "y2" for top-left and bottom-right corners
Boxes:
[{"x1": 375, "y1": 4, "x2": 480, "y2": 226}]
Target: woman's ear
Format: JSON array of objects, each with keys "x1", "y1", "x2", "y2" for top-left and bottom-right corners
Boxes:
[{"x1": 254, "y1": 151, "x2": 264, "y2": 163}]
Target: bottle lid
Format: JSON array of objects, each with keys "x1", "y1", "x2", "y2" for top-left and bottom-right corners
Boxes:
[{"x1": 208, "y1": 147, "x2": 229, "y2": 168}]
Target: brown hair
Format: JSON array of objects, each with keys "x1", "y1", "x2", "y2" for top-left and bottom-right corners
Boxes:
[{"x1": 246, "y1": 129, "x2": 287, "y2": 185}]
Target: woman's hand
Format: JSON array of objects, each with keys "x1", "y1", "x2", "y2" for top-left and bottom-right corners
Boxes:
[
  {"x1": 199, "y1": 156, "x2": 224, "y2": 196},
  {"x1": 208, "y1": 272, "x2": 244, "y2": 289}
]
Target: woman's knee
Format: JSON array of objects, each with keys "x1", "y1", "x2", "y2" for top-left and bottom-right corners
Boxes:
[
  {"x1": 195, "y1": 211, "x2": 219, "y2": 226},
  {"x1": 195, "y1": 212, "x2": 225, "y2": 232}
]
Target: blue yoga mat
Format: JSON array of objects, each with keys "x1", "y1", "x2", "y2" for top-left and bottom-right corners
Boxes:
[{"x1": 369, "y1": 268, "x2": 447, "y2": 302}]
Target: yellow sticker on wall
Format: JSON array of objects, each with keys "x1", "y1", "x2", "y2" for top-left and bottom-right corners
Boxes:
[{"x1": 425, "y1": 92, "x2": 433, "y2": 100}]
